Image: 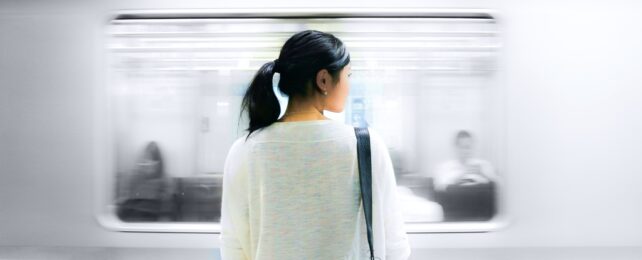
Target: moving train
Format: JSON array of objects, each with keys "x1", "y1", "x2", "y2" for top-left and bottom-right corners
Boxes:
[{"x1": 1, "y1": 1, "x2": 641, "y2": 259}]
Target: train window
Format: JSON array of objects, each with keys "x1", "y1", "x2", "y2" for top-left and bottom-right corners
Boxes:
[{"x1": 98, "y1": 10, "x2": 503, "y2": 233}]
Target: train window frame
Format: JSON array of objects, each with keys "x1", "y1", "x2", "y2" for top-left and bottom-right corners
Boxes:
[{"x1": 94, "y1": 8, "x2": 508, "y2": 234}]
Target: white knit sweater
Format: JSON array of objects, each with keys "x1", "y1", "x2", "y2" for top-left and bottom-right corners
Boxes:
[{"x1": 220, "y1": 119, "x2": 411, "y2": 260}]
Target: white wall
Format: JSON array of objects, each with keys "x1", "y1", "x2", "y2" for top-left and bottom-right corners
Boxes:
[
  {"x1": 1, "y1": 0, "x2": 642, "y2": 258},
  {"x1": 499, "y1": 1, "x2": 642, "y2": 248}
]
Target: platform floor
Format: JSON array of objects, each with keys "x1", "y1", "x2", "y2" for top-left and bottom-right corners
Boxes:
[{"x1": 1, "y1": 246, "x2": 642, "y2": 260}]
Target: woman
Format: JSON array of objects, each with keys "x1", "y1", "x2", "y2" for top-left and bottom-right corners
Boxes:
[{"x1": 220, "y1": 30, "x2": 411, "y2": 260}]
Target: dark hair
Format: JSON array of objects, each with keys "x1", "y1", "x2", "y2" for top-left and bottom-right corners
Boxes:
[
  {"x1": 454, "y1": 130, "x2": 473, "y2": 146},
  {"x1": 240, "y1": 30, "x2": 351, "y2": 139}
]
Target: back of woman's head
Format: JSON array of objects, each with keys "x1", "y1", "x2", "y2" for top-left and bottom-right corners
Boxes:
[{"x1": 241, "y1": 30, "x2": 351, "y2": 139}]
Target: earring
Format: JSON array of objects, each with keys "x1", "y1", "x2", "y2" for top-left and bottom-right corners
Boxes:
[{"x1": 323, "y1": 91, "x2": 328, "y2": 96}]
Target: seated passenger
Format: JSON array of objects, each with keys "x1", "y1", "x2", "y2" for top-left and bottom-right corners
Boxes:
[
  {"x1": 433, "y1": 130, "x2": 497, "y2": 192},
  {"x1": 117, "y1": 141, "x2": 171, "y2": 222},
  {"x1": 432, "y1": 130, "x2": 498, "y2": 221}
]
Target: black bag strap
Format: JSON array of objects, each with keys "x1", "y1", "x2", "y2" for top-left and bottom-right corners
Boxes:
[{"x1": 354, "y1": 127, "x2": 377, "y2": 260}]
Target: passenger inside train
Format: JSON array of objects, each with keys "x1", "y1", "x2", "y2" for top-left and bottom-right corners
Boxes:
[
  {"x1": 116, "y1": 141, "x2": 172, "y2": 222},
  {"x1": 433, "y1": 130, "x2": 498, "y2": 221}
]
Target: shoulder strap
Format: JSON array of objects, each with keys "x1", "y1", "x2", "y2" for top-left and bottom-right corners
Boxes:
[{"x1": 354, "y1": 127, "x2": 376, "y2": 260}]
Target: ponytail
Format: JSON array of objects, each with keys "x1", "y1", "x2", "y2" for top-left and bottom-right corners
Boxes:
[
  {"x1": 241, "y1": 60, "x2": 281, "y2": 139},
  {"x1": 240, "y1": 30, "x2": 350, "y2": 140}
]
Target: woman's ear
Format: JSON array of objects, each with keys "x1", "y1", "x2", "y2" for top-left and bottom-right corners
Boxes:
[{"x1": 315, "y1": 69, "x2": 330, "y2": 93}]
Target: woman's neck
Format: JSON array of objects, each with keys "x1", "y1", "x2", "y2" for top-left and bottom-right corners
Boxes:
[{"x1": 277, "y1": 97, "x2": 330, "y2": 122}]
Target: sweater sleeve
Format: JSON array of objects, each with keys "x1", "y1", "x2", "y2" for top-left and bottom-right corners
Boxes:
[
  {"x1": 220, "y1": 138, "x2": 250, "y2": 260},
  {"x1": 369, "y1": 129, "x2": 412, "y2": 260}
]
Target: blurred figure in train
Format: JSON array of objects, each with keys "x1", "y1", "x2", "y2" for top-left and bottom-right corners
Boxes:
[
  {"x1": 433, "y1": 130, "x2": 498, "y2": 221},
  {"x1": 117, "y1": 141, "x2": 173, "y2": 222},
  {"x1": 433, "y1": 130, "x2": 497, "y2": 190}
]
